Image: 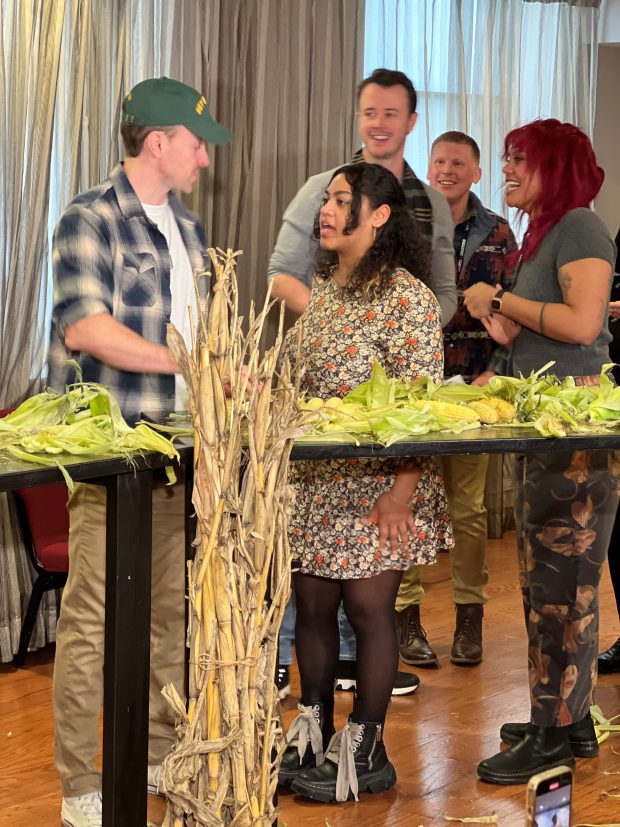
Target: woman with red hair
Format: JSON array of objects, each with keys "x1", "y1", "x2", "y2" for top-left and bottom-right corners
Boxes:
[{"x1": 464, "y1": 119, "x2": 617, "y2": 785}]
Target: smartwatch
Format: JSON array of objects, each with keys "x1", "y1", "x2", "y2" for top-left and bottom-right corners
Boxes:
[{"x1": 490, "y1": 289, "x2": 505, "y2": 313}]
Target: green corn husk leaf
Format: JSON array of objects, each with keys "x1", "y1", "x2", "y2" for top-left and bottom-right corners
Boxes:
[
  {"x1": 590, "y1": 704, "x2": 620, "y2": 735},
  {"x1": 294, "y1": 430, "x2": 363, "y2": 445},
  {"x1": 3, "y1": 444, "x2": 75, "y2": 490},
  {"x1": 426, "y1": 383, "x2": 487, "y2": 403},
  {"x1": 298, "y1": 359, "x2": 620, "y2": 446},
  {"x1": 0, "y1": 378, "x2": 179, "y2": 487}
]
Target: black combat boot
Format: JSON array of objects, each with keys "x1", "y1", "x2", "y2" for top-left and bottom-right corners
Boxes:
[
  {"x1": 278, "y1": 685, "x2": 334, "y2": 786},
  {"x1": 478, "y1": 724, "x2": 575, "y2": 785},
  {"x1": 290, "y1": 717, "x2": 396, "y2": 802},
  {"x1": 499, "y1": 712, "x2": 598, "y2": 758}
]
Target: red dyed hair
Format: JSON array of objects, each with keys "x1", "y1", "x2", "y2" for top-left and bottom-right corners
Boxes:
[{"x1": 504, "y1": 118, "x2": 604, "y2": 264}]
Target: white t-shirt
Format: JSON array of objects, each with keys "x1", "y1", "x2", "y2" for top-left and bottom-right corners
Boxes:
[{"x1": 142, "y1": 200, "x2": 198, "y2": 409}]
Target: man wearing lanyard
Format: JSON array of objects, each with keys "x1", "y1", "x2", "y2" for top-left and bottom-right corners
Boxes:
[{"x1": 395, "y1": 131, "x2": 516, "y2": 668}]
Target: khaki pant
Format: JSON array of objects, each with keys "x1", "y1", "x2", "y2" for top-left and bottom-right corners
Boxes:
[
  {"x1": 396, "y1": 454, "x2": 489, "y2": 611},
  {"x1": 53, "y1": 481, "x2": 186, "y2": 797}
]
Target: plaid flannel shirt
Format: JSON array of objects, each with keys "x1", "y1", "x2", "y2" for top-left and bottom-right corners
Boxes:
[
  {"x1": 443, "y1": 193, "x2": 516, "y2": 381},
  {"x1": 47, "y1": 164, "x2": 207, "y2": 419}
]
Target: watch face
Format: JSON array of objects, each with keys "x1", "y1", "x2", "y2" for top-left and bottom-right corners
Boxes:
[{"x1": 491, "y1": 297, "x2": 501, "y2": 311}]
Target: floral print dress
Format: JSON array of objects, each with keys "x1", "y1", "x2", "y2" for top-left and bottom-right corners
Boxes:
[{"x1": 284, "y1": 268, "x2": 454, "y2": 580}]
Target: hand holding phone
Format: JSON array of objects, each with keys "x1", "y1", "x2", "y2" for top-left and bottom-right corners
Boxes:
[{"x1": 525, "y1": 765, "x2": 573, "y2": 826}]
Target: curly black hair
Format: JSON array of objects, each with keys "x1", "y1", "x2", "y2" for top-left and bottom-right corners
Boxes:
[{"x1": 312, "y1": 163, "x2": 431, "y2": 299}]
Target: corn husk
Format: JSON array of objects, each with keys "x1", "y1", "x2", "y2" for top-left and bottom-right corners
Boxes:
[
  {"x1": 160, "y1": 249, "x2": 306, "y2": 826},
  {"x1": 0, "y1": 377, "x2": 179, "y2": 489},
  {"x1": 299, "y1": 360, "x2": 620, "y2": 445}
]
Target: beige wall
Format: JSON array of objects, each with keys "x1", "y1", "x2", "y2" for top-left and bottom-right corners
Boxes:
[{"x1": 594, "y1": 44, "x2": 620, "y2": 238}]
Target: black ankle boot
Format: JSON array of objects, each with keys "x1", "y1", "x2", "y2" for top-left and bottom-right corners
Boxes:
[
  {"x1": 278, "y1": 689, "x2": 334, "y2": 786},
  {"x1": 478, "y1": 724, "x2": 575, "y2": 785},
  {"x1": 499, "y1": 711, "x2": 598, "y2": 758},
  {"x1": 290, "y1": 718, "x2": 396, "y2": 802}
]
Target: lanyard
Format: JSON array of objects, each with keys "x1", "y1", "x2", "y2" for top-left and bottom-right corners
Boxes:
[{"x1": 455, "y1": 220, "x2": 471, "y2": 280}]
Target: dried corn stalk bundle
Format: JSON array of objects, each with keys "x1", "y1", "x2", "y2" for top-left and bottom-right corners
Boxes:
[{"x1": 161, "y1": 248, "x2": 305, "y2": 826}]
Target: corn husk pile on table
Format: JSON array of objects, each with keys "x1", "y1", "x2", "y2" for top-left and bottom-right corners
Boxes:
[
  {"x1": 297, "y1": 361, "x2": 620, "y2": 446},
  {"x1": 161, "y1": 249, "x2": 306, "y2": 827},
  {"x1": 0, "y1": 379, "x2": 179, "y2": 485}
]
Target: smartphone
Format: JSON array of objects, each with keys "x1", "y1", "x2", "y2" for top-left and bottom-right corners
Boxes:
[{"x1": 525, "y1": 765, "x2": 573, "y2": 827}]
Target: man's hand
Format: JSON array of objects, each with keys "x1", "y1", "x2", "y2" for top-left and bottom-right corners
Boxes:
[
  {"x1": 609, "y1": 300, "x2": 620, "y2": 320},
  {"x1": 471, "y1": 370, "x2": 496, "y2": 387}
]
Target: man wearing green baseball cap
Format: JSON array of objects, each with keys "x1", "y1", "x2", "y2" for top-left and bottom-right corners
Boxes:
[{"x1": 48, "y1": 77, "x2": 229, "y2": 827}]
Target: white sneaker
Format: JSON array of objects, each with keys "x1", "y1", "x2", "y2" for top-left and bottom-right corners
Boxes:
[
  {"x1": 60, "y1": 791, "x2": 102, "y2": 827},
  {"x1": 147, "y1": 763, "x2": 163, "y2": 796}
]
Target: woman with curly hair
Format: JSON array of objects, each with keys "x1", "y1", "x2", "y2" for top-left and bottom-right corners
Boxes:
[
  {"x1": 278, "y1": 162, "x2": 453, "y2": 802},
  {"x1": 464, "y1": 119, "x2": 617, "y2": 785}
]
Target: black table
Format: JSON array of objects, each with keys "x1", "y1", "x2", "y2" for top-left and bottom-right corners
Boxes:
[
  {"x1": 290, "y1": 425, "x2": 620, "y2": 459},
  {"x1": 0, "y1": 444, "x2": 194, "y2": 827},
  {"x1": 3, "y1": 425, "x2": 620, "y2": 826}
]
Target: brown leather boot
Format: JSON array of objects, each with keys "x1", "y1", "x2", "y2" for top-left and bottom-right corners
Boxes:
[
  {"x1": 396, "y1": 604, "x2": 438, "y2": 667},
  {"x1": 451, "y1": 603, "x2": 483, "y2": 665}
]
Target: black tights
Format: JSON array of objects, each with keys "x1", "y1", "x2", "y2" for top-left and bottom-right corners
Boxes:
[{"x1": 293, "y1": 569, "x2": 403, "y2": 722}]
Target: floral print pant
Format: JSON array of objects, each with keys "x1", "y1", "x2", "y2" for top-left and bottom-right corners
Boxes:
[{"x1": 514, "y1": 450, "x2": 618, "y2": 727}]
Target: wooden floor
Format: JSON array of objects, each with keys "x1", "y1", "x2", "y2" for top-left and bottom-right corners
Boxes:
[{"x1": 1, "y1": 532, "x2": 619, "y2": 826}]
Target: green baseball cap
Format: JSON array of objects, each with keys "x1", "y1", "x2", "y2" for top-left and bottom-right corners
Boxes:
[{"x1": 122, "y1": 77, "x2": 231, "y2": 145}]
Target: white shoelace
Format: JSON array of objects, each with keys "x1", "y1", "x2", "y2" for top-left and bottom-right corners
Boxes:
[
  {"x1": 324, "y1": 721, "x2": 365, "y2": 802},
  {"x1": 286, "y1": 702, "x2": 325, "y2": 765}
]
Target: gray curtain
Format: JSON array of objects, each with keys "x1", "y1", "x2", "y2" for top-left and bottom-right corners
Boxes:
[
  {"x1": 170, "y1": 0, "x2": 366, "y2": 334},
  {"x1": 0, "y1": 0, "x2": 67, "y2": 661},
  {"x1": 0, "y1": 0, "x2": 176, "y2": 662}
]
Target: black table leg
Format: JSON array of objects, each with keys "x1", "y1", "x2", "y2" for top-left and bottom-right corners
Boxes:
[{"x1": 102, "y1": 469, "x2": 153, "y2": 827}]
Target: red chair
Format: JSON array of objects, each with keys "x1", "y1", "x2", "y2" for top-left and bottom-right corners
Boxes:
[
  {"x1": 12, "y1": 484, "x2": 70, "y2": 665},
  {"x1": 0, "y1": 409, "x2": 70, "y2": 665}
]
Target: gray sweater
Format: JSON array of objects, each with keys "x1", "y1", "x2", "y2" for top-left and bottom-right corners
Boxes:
[
  {"x1": 268, "y1": 166, "x2": 457, "y2": 326},
  {"x1": 509, "y1": 208, "x2": 616, "y2": 379}
]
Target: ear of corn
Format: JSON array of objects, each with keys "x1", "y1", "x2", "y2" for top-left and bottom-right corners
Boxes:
[
  {"x1": 487, "y1": 397, "x2": 517, "y2": 422},
  {"x1": 467, "y1": 400, "x2": 500, "y2": 424},
  {"x1": 413, "y1": 399, "x2": 481, "y2": 422}
]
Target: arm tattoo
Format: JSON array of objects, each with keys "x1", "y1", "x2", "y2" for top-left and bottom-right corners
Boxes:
[{"x1": 558, "y1": 267, "x2": 572, "y2": 302}]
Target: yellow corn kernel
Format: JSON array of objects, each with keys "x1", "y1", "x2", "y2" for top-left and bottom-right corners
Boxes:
[
  {"x1": 466, "y1": 400, "x2": 500, "y2": 424},
  {"x1": 487, "y1": 397, "x2": 517, "y2": 422},
  {"x1": 414, "y1": 400, "x2": 481, "y2": 422}
]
